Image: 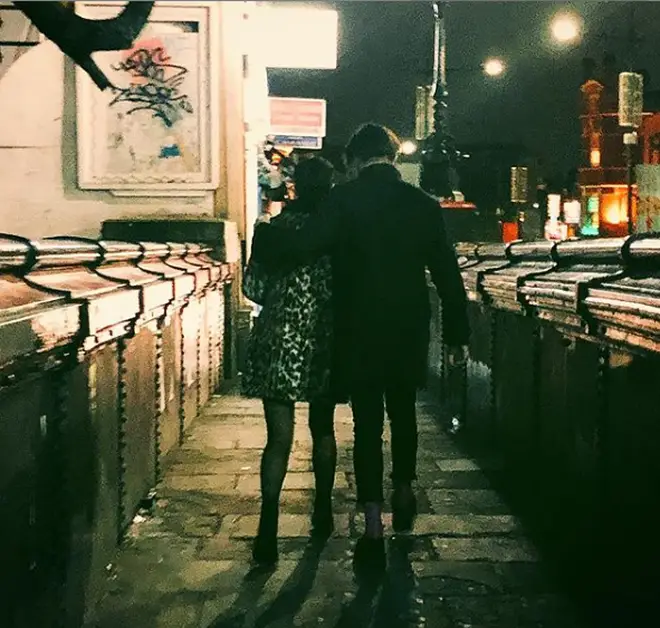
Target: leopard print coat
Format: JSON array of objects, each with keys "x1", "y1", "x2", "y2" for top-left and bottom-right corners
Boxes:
[{"x1": 241, "y1": 200, "x2": 334, "y2": 402}]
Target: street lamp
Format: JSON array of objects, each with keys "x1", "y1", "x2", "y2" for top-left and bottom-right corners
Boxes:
[
  {"x1": 619, "y1": 71, "x2": 644, "y2": 235},
  {"x1": 483, "y1": 57, "x2": 505, "y2": 77},
  {"x1": 550, "y1": 11, "x2": 582, "y2": 45},
  {"x1": 400, "y1": 140, "x2": 418, "y2": 156},
  {"x1": 418, "y1": 2, "x2": 506, "y2": 200},
  {"x1": 419, "y1": 1, "x2": 455, "y2": 200}
]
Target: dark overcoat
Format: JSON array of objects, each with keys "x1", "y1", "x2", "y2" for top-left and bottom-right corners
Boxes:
[{"x1": 253, "y1": 163, "x2": 469, "y2": 397}]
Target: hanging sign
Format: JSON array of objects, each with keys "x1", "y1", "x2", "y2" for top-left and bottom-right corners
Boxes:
[
  {"x1": 269, "y1": 97, "x2": 327, "y2": 138},
  {"x1": 269, "y1": 135, "x2": 323, "y2": 150}
]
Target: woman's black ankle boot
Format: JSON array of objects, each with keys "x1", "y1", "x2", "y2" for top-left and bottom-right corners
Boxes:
[
  {"x1": 311, "y1": 495, "x2": 334, "y2": 539},
  {"x1": 253, "y1": 504, "x2": 279, "y2": 565}
]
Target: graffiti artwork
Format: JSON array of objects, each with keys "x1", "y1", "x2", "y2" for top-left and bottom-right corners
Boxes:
[
  {"x1": 102, "y1": 32, "x2": 200, "y2": 178},
  {"x1": 76, "y1": 1, "x2": 219, "y2": 192},
  {"x1": 109, "y1": 45, "x2": 193, "y2": 128}
]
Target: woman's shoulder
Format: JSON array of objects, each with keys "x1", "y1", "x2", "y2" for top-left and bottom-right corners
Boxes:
[{"x1": 272, "y1": 200, "x2": 314, "y2": 226}]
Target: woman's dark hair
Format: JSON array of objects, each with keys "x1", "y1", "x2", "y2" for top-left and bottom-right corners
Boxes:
[
  {"x1": 345, "y1": 123, "x2": 401, "y2": 165},
  {"x1": 294, "y1": 156, "x2": 334, "y2": 200}
]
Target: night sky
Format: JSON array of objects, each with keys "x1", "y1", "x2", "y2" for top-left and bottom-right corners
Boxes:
[{"x1": 267, "y1": 1, "x2": 660, "y2": 177}]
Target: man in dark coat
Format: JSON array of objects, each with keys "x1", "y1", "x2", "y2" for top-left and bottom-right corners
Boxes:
[{"x1": 253, "y1": 123, "x2": 469, "y2": 571}]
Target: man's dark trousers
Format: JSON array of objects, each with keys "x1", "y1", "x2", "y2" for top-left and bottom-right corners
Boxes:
[{"x1": 350, "y1": 379, "x2": 418, "y2": 505}]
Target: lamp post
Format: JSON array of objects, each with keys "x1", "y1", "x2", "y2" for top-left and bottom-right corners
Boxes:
[
  {"x1": 619, "y1": 72, "x2": 643, "y2": 235},
  {"x1": 418, "y1": 2, "x2": 505, "y2": 199},
  {"x1": 419, "y1": 1, "x2": 455, "y2": 199},
  {"x1": 618, "y1": 6, "x2": 644, "y2": 235},
  {"x1": 624, "y1": 132, "x2": 637, "y2": 234}
]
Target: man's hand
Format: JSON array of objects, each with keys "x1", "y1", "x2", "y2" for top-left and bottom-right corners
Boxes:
[
  {"x1": 446, "y1": 345, "x2": 468, "y2": 368},
  {"x1": 255, "y1": 213, "x2": 271, "y2": 226}
]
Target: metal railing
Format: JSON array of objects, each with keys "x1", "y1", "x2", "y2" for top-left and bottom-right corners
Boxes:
[
  {"x1": 429, "y1": 234, "x2": 660, "y2": 622},
  {"x1": 0, "y1": 235, "x2": 234, "y2": 627}
]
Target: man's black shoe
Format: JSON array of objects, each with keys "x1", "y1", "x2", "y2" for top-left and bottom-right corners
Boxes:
[
  {"x1": 311, "y1": 513, "x2": 335, "y2": 540},
  {"x1": 392, "y1": 486, "x2": 417, "y2": 533}
]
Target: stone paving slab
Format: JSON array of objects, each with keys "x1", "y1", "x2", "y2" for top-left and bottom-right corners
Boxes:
[
  {"x1": 235, "y1": 471, "x2": 350, "y2": 493},
  {"x1": 85, "y1": 393, "x2": 585, "y2": 628},
  {"x1": 432, "y1": 536, "x2": 539, "y2": 562},
  {"x1": 427, "y1": 488, "x2": 511, "y2": 515}
]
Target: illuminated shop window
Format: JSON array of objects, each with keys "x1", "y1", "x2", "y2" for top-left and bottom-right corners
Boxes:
[{"x1": 581, "y1": 195, "x2": 600, "y2": 236}]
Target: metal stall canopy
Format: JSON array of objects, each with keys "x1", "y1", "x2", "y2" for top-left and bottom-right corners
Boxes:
[
  {"x1": 0, "y1": 233, "x2": 234, "y2": 628},
  {"x1": 101, "y1": 217, "x2": 242, "y2": 382},
  {"x1": 430, "y1": 234, "x2": 660, "y2": 624}
]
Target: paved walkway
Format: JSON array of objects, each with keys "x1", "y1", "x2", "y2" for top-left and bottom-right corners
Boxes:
[{"x1": 87, "y1": 395, "x2": 585, "y2": 628}]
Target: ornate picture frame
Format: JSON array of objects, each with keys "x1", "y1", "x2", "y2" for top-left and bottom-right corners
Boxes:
[{"x1": 75, "y1": 1, "x2": 220, "y2": 196}]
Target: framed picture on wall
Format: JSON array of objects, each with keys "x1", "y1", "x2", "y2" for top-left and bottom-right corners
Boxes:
[{"x1": 75, "y1": 1, "x2": 220, "y2": 196}]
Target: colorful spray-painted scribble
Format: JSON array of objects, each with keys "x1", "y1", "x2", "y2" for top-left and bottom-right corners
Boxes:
[
  {"x1": 110, "y1": 37, "x2": 193, "y2": 128},
  {"x1": 103, "y1": 26, "x2": 200, "y2": 177}
]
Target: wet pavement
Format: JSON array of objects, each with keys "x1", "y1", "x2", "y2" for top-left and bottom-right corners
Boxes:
[{"x1": 86, "y1": 394, "x2": 585, "y2": 627}]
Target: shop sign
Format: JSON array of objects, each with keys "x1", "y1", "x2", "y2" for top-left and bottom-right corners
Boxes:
[
  {"x1": 269, "y1": 97, "x2": 326, "y2": 138},
  {"x1": 563, "y1": 200, "x2": 581, "y2": 224},
  {"x1": 545, "y1": 220, "x2": 568, "y2": 241},
  {"x1": 547, "y1": 194, "x2": 561, "y2": 220},
  {"x1": 269, "y1": 135, "x2": 323, "y2": 150}
]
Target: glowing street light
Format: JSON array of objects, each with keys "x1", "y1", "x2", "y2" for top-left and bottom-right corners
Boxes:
[
  {"x1": 550, "y1": 12, "x2": 582, "y2": 45},
  {"x1": 483, "y1": 57, "x2": 505, "y2": 77},
  {"x1": 400, "y1": 140, "x2": 418, "y2": 155}
]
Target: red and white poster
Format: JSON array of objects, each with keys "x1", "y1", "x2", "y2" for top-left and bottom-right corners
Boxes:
[{"x1": 269, "y1": 97, "x2": 327, "y2": 138}]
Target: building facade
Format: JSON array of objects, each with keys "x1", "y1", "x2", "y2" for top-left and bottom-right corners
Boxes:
[
  {"x1": 577, "y1": 61, "x2": 660, "y2": 237},
  {"x1": 0, "y1": 1, "x2": 284, "y2": 379}
]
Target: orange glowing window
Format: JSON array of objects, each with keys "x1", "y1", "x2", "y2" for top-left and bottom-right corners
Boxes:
[
  {"x1": 601, "y1": 191, "x2": 628, "y2": 225},
  {"x1": 590, "y1": 149, "x2": 601, "y2": 167}
]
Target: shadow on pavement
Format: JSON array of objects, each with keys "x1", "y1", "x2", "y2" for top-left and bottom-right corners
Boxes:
[
  {"x1": 208, "y1": 538, "x2": 326, "y2": 628},
  {"x1": 206, "y1": 536, "x2": 423, "y2": 627},
  {"x1": 207, "y1": 563, "x2": 277, "y2": 628},
  {"x1": 335, "y1": 535, "x2": 423, "y2": 628},
  {"x1": 332, "y1": 576, "x2": 381, "y2": 628},
  {"x1": 252, "y1": 539, "x2": 326, "y2": 627}
]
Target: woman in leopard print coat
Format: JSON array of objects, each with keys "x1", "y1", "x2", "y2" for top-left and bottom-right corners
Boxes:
[{"x1": 242, "y1": 157, "x2": 338, "y2": 564}]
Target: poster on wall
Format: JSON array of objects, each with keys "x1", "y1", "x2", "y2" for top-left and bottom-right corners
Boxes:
[{"x1": 75, "y1": 2, "x2": 219, "y2": 195}]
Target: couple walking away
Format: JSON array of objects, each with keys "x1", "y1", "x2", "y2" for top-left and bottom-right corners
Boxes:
[{"x1": 241, "y1": 123, "x2": 469, "y2": 576}]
